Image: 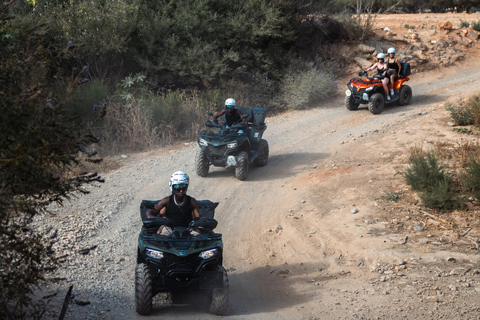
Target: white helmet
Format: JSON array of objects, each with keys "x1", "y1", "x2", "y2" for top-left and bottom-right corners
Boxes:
[
  {"x1": 225, "y1": 98, "x2": 236, "y2": 108},
  {"x1": 169, "y1": 171, "x2": 189, "y2": 192},
  {"x1": 387, "y1": 47, "x2": 396, "y2": 54},
  {"x1": 376, "y1": 53, "x2": 386, "y2": 59}
]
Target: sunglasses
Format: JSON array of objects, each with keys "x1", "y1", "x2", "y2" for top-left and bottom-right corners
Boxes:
[{"x1": 173, "y1": 184, "x2": 187, "y2": 191}]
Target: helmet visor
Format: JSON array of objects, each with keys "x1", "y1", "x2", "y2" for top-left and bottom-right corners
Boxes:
[{"x1": 173, "y1": 184, "x2": 188, "y2": 192}]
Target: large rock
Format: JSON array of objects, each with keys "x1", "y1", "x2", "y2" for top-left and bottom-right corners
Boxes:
[
  {"x1": 438, "y1": 21, "x2": 453, "y2": 30},
  {"x1": 357, "y1": 44, "x2": 376, "y2": 54},
  {"x1": 467, "y1": 29, "x2": 480, "y2": 40}
]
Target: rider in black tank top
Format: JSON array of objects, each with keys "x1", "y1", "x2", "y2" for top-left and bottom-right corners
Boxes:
[{"x1": 166, "y1": 194, "x2": 193, "y2": 227}]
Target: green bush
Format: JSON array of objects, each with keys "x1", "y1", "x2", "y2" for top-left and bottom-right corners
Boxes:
[
  {"x1": 472, "y1": 20, "x2": 480, "y2": 32},
  {"x1": 64, "y1": 79, "x2": 109, "y2": 127},
  {"x1": 404, "y1": 151, "x2": 459, "y2": 211},
  {"x1": 404, "y1": 151, "x2": 448, "y2": 191},
  {"x1": 446, "y1": 102, "x2": 473, "y2": 126},
  {"x1": 463, "y1": 158, "x2": 480, "y2": 199},
  {"x1": 459, "y1": 20, "x2": 470, "y2": 28},
  {"x1": 1, "y1": 3, "x2": 103, "y2": 316}
]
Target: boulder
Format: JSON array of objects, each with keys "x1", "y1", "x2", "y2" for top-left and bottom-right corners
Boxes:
[
  {"x1": 357, "y1": 44, "x2": 376, "y2": 54},
  {"x1": 467, "y1": 29, "x2": 480, "y2": 40},
  {"x1": 438, "y1": 21, "x2": 453, "y2": 30}
]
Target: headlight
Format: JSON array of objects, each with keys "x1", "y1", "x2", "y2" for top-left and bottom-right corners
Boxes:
[
  {"x1": 146, "y1": 248, "x2": 164, "y2": 260},
  {"x1": 345, "y1": 89, "x2": 351, "y2": 96},
  {"x1": 199, "y1": 249, "x2": 217, "y2": 260},
  {"x1": 199, "y1": 138, "x2": 208, "y2": 147},
  {"x1": 365, "y1": 87, "x2": 373, "y2": 92},
  {"x1": 227, "y1": 142, "x2": 237, "y2": 149}
]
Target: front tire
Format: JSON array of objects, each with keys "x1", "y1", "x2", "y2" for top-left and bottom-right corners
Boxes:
[
  {"x1": 368, "y1": 93, "x2": 385, "y2": 114},
  {"x1": 253, "y1": 139, "x2": 269, "y2": 167},
  {"x1": 345, "y1": 94, "x2": 359, "y2": 111},
  {"x1": 135, "y1": 263, "x2": 153, "y2": 315},
  {"x1": 235, "y1": 151, "x2": 249, "y2": 181},
  {"x1": 195, "y1": 148, "x2": 209, "y2": 177},
  {"x1": 209, "y1": 265, "x2": 229, "y2": 315},
  {"x1": 398, "y1": 85, "x2": 412, "y2": 106}
]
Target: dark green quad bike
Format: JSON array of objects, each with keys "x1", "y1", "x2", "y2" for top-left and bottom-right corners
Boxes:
[
  {"x1": 195, "y1": 106, "x2": 268, "y2": 181},
  {"x1": 135, "y1": 200, "x2": 228, "y2": 315}
]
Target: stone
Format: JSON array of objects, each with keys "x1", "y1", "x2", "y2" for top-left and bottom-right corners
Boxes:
[
  {"x1": 467, "y1": 29, "x2": 479, "y2": 40},
  {"x1": 357, "y1": 44, "x2": 376, "y2": 54}
]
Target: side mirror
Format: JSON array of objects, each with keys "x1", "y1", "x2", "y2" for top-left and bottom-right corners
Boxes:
[{"x1": 206, "y1": 111, "x2": 214, "y2": 117}]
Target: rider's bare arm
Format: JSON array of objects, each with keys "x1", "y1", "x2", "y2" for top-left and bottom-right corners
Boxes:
[
  {"x1": 190, "y1": 198, "x2": 201, "y2": 219},
  {"x1": 212, "y1": 109, "x2": 226, "y2": 121},
  {"x1": 146, "y1": 197, "x2": 169, "y2": 218}
]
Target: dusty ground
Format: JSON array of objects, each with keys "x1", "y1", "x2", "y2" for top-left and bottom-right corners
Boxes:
[{"x1": 36, "y1": 13, "x2": 480, "y2": 320}]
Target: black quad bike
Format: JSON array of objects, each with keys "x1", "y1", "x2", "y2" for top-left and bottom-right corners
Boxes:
[
  {"x1": 195, "y1": 106, "x2": 268, "y2": 181},
  {"x1": 135, "y1": 200, "x2": 228, "y2": 315},
  {"x1": 345, "y1": 62, "x2": 412, "y2": 114}
]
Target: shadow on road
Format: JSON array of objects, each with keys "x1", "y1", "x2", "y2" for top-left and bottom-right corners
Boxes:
[
  {"x1": 140, "y1": 261, "x2": 333, "y2": 318},
  {"x1": 192, "y1": 152, "x2": 329, "y2": 182}
]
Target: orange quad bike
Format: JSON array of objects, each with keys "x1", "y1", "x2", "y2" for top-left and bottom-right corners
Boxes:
[{"x1": 345, "y1": 63, "x2": 412, "y2": 114}]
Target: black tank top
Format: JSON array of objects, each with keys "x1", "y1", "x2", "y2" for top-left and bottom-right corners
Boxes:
[
  {"x1": 225, "y1": 109, "x2": 240, "y2": 126},
  {"x1": 388, "y1": 59, "x2": 399, "y2": 72},
  {"x1": 166, "y1": 195, "x2": 193, "y2": 227}
]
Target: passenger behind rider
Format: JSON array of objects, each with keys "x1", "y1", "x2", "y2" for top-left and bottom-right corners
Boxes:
[
  {"x1": 212, "y1": 98, "x2": 246, "y2": 134},
  {"x1": 146, "y1": 171, "x2": 202, "y2": 236},
  {"x1": 365, "y1": 53, "x2": 391, "y2": 101},
  {"x1": 386, "y1": 47, "x2": 402, "y2": 97}
]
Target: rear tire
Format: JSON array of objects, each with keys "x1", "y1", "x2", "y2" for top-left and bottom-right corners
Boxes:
[
  {"x1": 398, "y1": 85, "x2": 412, "y2": 106},
  {"x1": 368, "y1": 93, "x2": 385, "y2": 114},
  {"x1": 135, "y1": 263, "x2": 153, "y2": 315},
  {"x1": 235, "y1": 151, "x2": 249, "y2": 181},
  {"x1": 345, "y1": 94, "x2": 359, "y2": 111},
  {"x1": 209, "y1": 265, "x2": 229, "y2": 315},
  {"x1": 253, "y1": 139, "x2": 269, "y2": 167},
  {"x1": 195, "y1": 148, "x2": 209, "y2": 177}
]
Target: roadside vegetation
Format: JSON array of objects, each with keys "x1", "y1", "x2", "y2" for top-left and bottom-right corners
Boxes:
[{"x1": 402, "y1": 94, "x2": 480, "y2": 212}]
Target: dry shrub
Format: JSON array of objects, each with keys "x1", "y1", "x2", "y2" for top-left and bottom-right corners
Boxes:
[
  {"x1": 434, "y1": 140, "x2": 480, "y2": 168},
  {"x1": 99, "y1": 99, "x2": 161, "y2": 155}
]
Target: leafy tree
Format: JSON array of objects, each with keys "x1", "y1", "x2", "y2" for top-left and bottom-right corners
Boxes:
[
  {"x1": 1, "y1": 1, "x2": 103, "y2": 317},
  {"x1": 132, "y1": 0, "x2": 298, "y2": 88}
]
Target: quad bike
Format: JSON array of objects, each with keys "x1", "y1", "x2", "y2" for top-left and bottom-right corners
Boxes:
[
  {"x1": 135, "y1": 200, "x2": 228, "y2": 315},
  {"x1": 345, "y1": 62, "x2": 412, "y2": 114},
  {"x1": 195, "y1": 106, "x2": 268, "y2": 181}
]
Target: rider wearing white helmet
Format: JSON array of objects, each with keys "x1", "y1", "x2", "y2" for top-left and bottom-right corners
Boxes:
[
  {"x1": 146, "y1": 171, "x2": 201, "y2": 235},
  {"x1": 386, "y1": 47, "x2": 401, "y2": 96},
  {"x1": 365, "y1": 52, "x2": 391, "y2": 100},
  {"x1": 212, "y1": 98, "x2": 246, "y2": 127}
]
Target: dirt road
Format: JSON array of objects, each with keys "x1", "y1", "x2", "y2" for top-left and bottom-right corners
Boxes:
[{"x1": 40, "y1": 14, "x2": 480, "y2": 320}]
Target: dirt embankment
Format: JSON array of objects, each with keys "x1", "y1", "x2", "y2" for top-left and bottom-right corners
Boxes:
[{"x1": 36, "y1": 13, "x2": 480, "y2": 320}]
